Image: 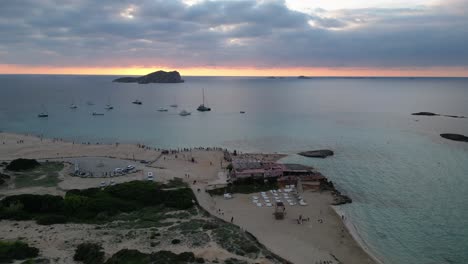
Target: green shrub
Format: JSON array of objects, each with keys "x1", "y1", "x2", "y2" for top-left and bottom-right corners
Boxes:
[
  {"x1": 105, "y1": 249, "x2": 150, "y2": 264},
  {"x1": 6, "y1": 159, "x2": 40, "y2": 171},
  {"x1": 36, "y1": 215, "x2": 67, "y2": 225},
  {"x1": 0, "y1": 240, "x2": 39, "y2": 263},
  {"x1": 152, "y1": 251, "x2": 195, "y2": 263},
  {"x1": 1, "y1": 194, "x2": 64, "y2": 214},
  {"x1": 73, "y1": 243, "x2": 104, "y2": 264}
]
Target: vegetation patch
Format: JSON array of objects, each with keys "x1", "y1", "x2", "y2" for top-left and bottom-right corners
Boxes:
[
  {"x1": 73, "y1": 243, "x2": 105, "y2": 264},
  {"x1": 212, "y1": 224, "x2": 261, "y2": 257},
  {"x1": 6, "y1": 158, "x2": 40, "y2": 171},
  {"x1": 0, "y1": 181, "x2": 195, "y2": 225},
  {"x1": 13, "y1": 162, "x2": 63, "y2": 188},
  {"x1": 0, "y1": 240, "x2": 39, "y2": 263}
]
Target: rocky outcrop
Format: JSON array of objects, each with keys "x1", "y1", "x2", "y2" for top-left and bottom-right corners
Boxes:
[
  {"x1": 0, "y1": 173, "x2": 10, "y2": 185},
  {"x1": 440, "y1": 133, "x2": 468, "y2": 142},
  {"x1": 412, "y1": 112, "x2": 439, "y2": 116},
  {"x1": 298, "y1": 149, "x2": 334, "y2": 158},
  {"x1": 113, "y1": 70, "x2": 184, "y2": 84},
  {"x1": 411, "y1": 112, "x2": 466, "y2": 118},
  {"x1": 298, "y1": 76, "x2": 312, "y2": 79}
]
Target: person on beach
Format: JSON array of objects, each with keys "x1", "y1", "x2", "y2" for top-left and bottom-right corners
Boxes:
[{"x1": 231, "y1": 217, "x2": 234, "y2": 223}]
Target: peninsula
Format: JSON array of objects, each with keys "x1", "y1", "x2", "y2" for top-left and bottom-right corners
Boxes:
[{"x1": 113, "y1": 70, "x2": 184, "y2": 84}]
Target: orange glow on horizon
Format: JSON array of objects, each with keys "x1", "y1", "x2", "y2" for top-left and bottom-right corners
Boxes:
[{"x1": 0, "y1": 64, "x2": 467, "y2": 77}]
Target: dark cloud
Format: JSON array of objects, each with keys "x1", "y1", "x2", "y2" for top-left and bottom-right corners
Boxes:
[{"x1": 0, "y1": 0, "x2": 467, "y2": 69}]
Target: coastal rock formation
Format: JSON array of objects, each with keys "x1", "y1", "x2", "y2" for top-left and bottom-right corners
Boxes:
[
  {"x1": 440, "y1": 133, "x2": 468, "y2": 142},
  {"x1": 412, "y1": 112, "x2": 439, "y2": 116},
  {"x1": 113, "y1": 70, "x2": 184, "y2": 84},
  {"x1": 411, "y1": 112, "x2": 466, "y2": 118},
  {"x1": 298, "y1": 150, "x2": 334, "y2": 158}
]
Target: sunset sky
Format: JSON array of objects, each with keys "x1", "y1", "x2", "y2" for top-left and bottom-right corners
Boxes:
[{"x1": 1, "y1": 0, "x2": 467, "y2": 76}]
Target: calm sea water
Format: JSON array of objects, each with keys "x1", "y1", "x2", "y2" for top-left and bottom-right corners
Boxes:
[{"x1": 1, "y1": 75, "x2": 468, "y2": 264}]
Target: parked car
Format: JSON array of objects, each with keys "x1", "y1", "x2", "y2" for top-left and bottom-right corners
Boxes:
[{"x1": 127, "y1": 165, "x2": 135, "y2": 170}]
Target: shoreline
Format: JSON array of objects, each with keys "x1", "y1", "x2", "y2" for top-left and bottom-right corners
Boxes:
[
  {"x1": 332, "y1": 206, "x2": 386, "y2": 264},
  {"x1": 1, "y1": 131, "x2": 378, "y2": 264}
]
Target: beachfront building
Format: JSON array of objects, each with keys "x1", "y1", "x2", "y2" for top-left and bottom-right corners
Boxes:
[
  {"x1": 229, "y1": 157, "x2": 326, "y2": 191},
  {"x1": 229, "y1": 159, "x2": 285, "y2": 180}
]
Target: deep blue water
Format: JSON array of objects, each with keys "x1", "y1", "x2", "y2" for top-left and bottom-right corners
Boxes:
[{"x1": 1, "y1": 75, "x2": 468, "y2": 264}]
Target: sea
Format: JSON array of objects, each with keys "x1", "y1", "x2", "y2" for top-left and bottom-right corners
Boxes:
[{"x1": 1, "y1": 75, "x2": 467, "y2": 264}]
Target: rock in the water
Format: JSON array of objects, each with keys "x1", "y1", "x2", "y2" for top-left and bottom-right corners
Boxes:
[
  {"x1": 113, "y1": 70, "x2": 184, "y2": 84},
  {"x1": 298, "y1": 149, "x2": 334, "y2": 158},
  {"x1": 412, "y1": 112, "x2": 439, "y2": 116},
  {"x1": 440, "y1": 133, "x2": 468, "y2": 142},
  {"x1": 411, "y1": 112, "x2": 466, "y2": 118}
]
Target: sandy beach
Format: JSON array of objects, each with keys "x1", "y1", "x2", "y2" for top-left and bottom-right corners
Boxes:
[{"x1": 1, "y1": 132, "x2": 377, "y2": 264}]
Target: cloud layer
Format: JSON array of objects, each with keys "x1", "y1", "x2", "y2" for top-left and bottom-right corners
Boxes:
[{"x1": 0, "y1": 0, "x2": 467, "y2": 69}]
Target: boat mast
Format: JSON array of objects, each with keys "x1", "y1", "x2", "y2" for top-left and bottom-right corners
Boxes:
[{"x1": 202, "y1": 88, "x2": 205, "y2": 106}]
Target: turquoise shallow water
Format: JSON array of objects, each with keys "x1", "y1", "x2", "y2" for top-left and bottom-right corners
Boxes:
[{"x1": 1, "y1": 75, "x2": 468, "y2": 264}]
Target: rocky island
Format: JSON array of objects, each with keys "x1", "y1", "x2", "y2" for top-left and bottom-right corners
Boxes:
[
  {"x1": 440, "y1": 133, "x2": 468, "y2": 142},
  {"x1": 113, "y1": 70, "x2": 184, "y2": 84},
  {"x1": 298, "y1": 76, "x2": 312, "y2": 79},
  {"x1": 298, "y1": 149, "x2": 334, "y2": 158},
  {"x1": 411, "y1": 112, "x2": 466, "y2": 118}
]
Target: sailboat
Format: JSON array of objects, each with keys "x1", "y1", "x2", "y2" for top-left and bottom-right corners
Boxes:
[
  {"x1": 38, "y1": 105, "x2": 48, "y2": 118},
  {"x1": 104, "y1": 97, "x2": 113, "y2": 110},
  {"x1": 197, "y1": 88, "x2": 211, "y2": 112},
  {"x1": 170, "y1": 96, "x2": 178, "y2": 108},
  {"x1": 158, "y1": 107, "x2": 168, "y2": 112}
]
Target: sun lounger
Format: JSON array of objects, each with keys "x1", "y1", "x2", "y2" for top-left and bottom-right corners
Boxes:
[
  {"x1": 266, "y1": 203, "x2": 273, "y2": 207},
  {"x1": 256, "y1": 203, "x2": 263, "y2": 207}
]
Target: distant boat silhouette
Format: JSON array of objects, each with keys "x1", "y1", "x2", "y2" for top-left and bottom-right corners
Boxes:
[
  {"x1": 38, "y1": 105, "x2": 48, "y2": 118},
  {"x1": 132, "y1": 100, "x2": 142, "y2": 105},
  {"x1": 179, "y1": 110, "x2": 191, "y2": 116},
  {"x1": 197, "y1": 88, "x2": 211, "y2": 111}
]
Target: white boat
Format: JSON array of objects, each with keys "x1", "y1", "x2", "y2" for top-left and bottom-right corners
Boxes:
[
  {"x1": 38, "y1": 105, "x2": 48, "y2": 118},
  {"x1": 70, "y1": 104, "x2": 78, "y2": 109},
  {"x1": 197, "y1": 88, "x2": 211, "y2": 111},
  {"x1": 105, "y1": 104, "x2": 114, "y2": 110},
  {"x1": 179, "y1": 110, "x2": 191, "y2": 116},
  {"x1": 157, "y1": 107, "x2": 168, "y2": 112}
]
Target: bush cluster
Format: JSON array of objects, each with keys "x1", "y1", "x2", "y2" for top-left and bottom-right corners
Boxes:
[
  {"x1": 0, "y1": 240, "x2": 39, "y2": 263},
  {"x1": 0, "y1": 181, "x2": 195, "y2": 224},
  {"x1": 6, "y1": 159, "x2": 40, "y2": 171},
  {"x1": 73, "y1": 243, "x2": 105, "y2": 264}
]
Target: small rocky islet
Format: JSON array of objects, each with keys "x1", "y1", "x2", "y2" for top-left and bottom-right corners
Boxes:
[
  {"x1": 113, "y1": 70, "x2": 184, "y2": 84},
  {"x1": 440, "y1": 133, "x2": 468, "y2": 142},
  {"x1": 411, "y1": 112, "x2": 466, "y2": 118},
  {"x1": 298, "y1": 149, "x2": 334, "y2": 158}
]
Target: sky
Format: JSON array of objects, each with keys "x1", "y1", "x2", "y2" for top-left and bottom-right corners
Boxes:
[{"x1": 0, "y1": 0, "x2": 467, "y2": 76}]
